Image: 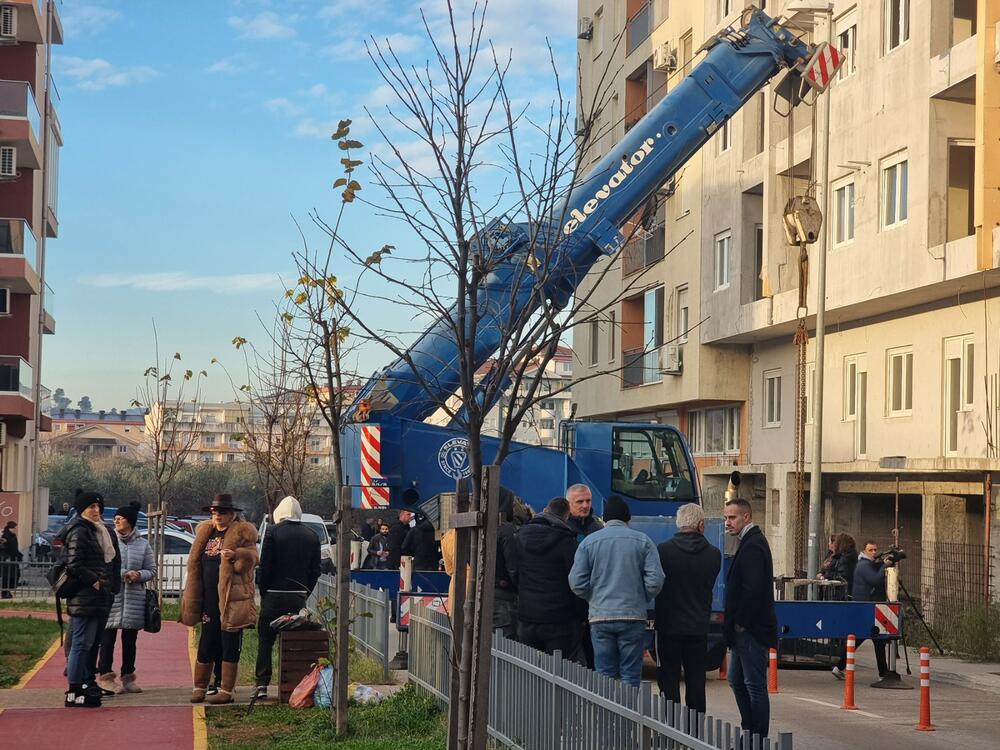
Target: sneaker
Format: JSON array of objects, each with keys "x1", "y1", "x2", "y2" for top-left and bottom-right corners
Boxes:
[
  {"x1": 65, "y1": 688, "x2": 101, "y2": 708},
  {"x1": 85, "y1": 682, "x2": 114, "y2": 698},
  {"x1": 252, "y1": 686, "x2": 268, "y2": 700},
  {"x1": 831, "y1": 666, "x2": 845, "y2": 680}
]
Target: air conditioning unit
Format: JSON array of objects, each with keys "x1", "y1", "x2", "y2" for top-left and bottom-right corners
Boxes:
[
  {"x1": 575, "y1": 114, "x2": 589, "y2": 137},
  {"x1": 653, "y1": 43, "x2": 678, "y2": 73},
  {"x1": 0, "y1": 288, "x2": 9, "y2": 315},
  {"x1": 662, "y1": 344, "x2": 683, "y2": 374},
  {"x1": 577, "y1": 16, "x2": 593, "y2": 40},
  {"x1": 0, "y1": 421, "x2": 7, "y2": 448},
  {"x1": 0, "y1": 146, "x2": 15, "y2": 177},
  {"x1": 0, "y1": 6, "x2": 16, "y2": 39}
]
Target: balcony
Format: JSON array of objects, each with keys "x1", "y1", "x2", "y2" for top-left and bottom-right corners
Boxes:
[
  {"x1": 39, "y1": 384, "x2": 51, "y2": 431},
  {"x1": 0, "y1": 80, "x2": 43, "y2": 171},
  {"x1": 622, "y1": 225, "x2": 665, "y2": 276},
  {"x1": 0, "y1": 218, "x2": 40, "y2": 294},
  {"x1": 930, "y1": 32, "x2": 976, "y2": 102},
  {"x1": 42, "y1": 281, "x2": 54, "y2": 334},
  {"x1": 622, "y1": 346, "x2": 663, "y2": 388},
  {"x1": 0, "y1": 355, "x2": 34, "y2": 420},
  {"x1": 626, "y1": 1, "x2": 651, "y2": 55}
]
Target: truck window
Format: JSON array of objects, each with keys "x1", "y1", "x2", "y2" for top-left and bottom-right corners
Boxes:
[{"x1": 611, "y1": 427, "x2": 696, "y2": 501}]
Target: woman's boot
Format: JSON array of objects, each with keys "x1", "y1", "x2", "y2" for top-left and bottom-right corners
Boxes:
[
  {"x1": 206, "y1": 661, "x2": 238, "y2": 705},
  {"x1": 97, "y1": 671, "x2": 121, "y2": 694},
  {"x1": 190, "y1": 661, "x2": 213, "y2": 703},
  {"x1": 120, "y1": 673, "x2": 142, "y2": 694}
]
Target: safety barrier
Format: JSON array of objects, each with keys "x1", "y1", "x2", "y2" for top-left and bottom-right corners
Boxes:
[
  {"x1": 408, "y1": 601, "x2": 794, "y2": 750},
  {"x1": 840, "y1": 635, "x2": 857, "y2": 710},
  {"x1": 309, "y1": 575, "x2": 391, "y2": 683},
  {"x1": 916, "y1": 647, "x2": 934, "y2": 731},
  {"x1": 767, "y1": 648, "x2": 778, "y2": 694}
]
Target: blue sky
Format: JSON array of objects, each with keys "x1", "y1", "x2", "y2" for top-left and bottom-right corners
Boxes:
[{"x1": 44, "y1": 0, "x2": 577, "y2": 410}]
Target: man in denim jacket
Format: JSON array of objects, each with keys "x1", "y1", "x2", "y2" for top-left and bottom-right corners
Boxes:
[{"x1": 569, "y1": 495, "x2": 664, "y2": 686}]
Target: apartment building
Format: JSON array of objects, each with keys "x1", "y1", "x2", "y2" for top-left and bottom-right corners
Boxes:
[
  {"x1": 572, "y1": 0, "x2": 1000, "y2": 600},
  {"x1": 147, "y1": 401, "x2": 335, "y2": 467},
  {"x1": 0, "y1": 0, "x2": 62, "y2": 546},
  {"x1": 41, "y1": 408, "x2": 147, "y2": 459}
]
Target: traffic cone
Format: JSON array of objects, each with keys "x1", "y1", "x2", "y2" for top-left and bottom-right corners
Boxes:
[
  {"x1": 718, "y1": 652, "x2": 728, "y2": 680},
  {"x1": 768, "y1": 648, "x2": 779, "y2": 693},
  {"x1": 841, "y1": 634, "x2": 858, "y2": 710},
  {"x1": 916, "y1": 647, "x2": 935, "y2": 731}
]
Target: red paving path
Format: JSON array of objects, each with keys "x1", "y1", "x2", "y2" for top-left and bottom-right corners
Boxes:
[{"x1": 0, "y1": 615, "x2": 198, "y2": 749}]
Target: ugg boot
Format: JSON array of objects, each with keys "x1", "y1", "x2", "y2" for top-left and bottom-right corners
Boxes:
[
  {"x1": 97, "y1": 672, "x2": 121, "y2": 694},
  {"x1": 206, "y1": 661, "x2": 238, "y2": 705},
  {"x1": 190, "y1": 661, "x2": 213, "y2": 703},
  {"x1": 119, "y1": 673, "x2": 142, "y2": 694}
]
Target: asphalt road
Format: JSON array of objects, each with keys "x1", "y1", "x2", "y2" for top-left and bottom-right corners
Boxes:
[{"x1": 698, "y1": 661, "x2": 1000, "y2": 749}]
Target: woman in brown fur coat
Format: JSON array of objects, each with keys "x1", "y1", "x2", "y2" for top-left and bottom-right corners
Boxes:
[{"x1": 180, "y1": 494, "x2": 258, "y2": 704}]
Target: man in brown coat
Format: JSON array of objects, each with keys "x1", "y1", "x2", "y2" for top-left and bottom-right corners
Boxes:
[{"x1": 180, "y1": 494, "x2": 258, "y2": 705}]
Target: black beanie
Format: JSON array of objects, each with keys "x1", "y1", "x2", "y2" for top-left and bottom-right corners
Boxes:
[
  {"x1": 74, "y1": 488, "x2": 105, "y2": 515},
  {"x1": 115, "y1": 501, "x2": 141, "y2": 528},
  {"x1": 603, "y1": 495, "x2": 631, "y2": 523}
]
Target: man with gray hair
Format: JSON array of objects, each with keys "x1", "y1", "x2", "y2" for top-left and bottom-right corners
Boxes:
[
  {"x1": 565, "y1": 483, "x2": 603, "y2": 541},
  {"x1": 653, "y1": 503, "x2": 721, "y2": 713}
]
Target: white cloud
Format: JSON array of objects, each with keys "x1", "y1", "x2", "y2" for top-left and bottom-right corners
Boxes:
[
  {"x1": 60, "y1": 3, "x2": 121, "y2": 38},
  {"x1": 317, "y1": 1, "x2": 372, "y2": 20},
  {"x1": 320, "y1": 39, "x2": 363, "y2": 59},
  {"x1": 323, "y1": 32, "x2": 422, "y2": 61},
  {"x1": 307, "y1": 83, "x2": 328, "y2": 98},
  {"x1": 55, "y1": 56, "x2": 158, "y2": 92},
  {"x1": 265, "y1": 97, "x2": 304, "y2": 117},
  {"x1": 364, "y1": 84, "x2": 397, "y2": 109},
  {"x1": 82, "y1": 272, "x2": 284, "y2": 294},
  {"x1": 227, "y1": 11, "x2": 297, "y2": 40},
  {"x1": 205, "y1": 55, "x2": 255, "y2": 74},
  {"x1": 294, "y1": 118, "x2": 342, "y2": 139}
]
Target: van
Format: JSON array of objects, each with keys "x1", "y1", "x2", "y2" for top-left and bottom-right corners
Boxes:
[{"x1": 257, "y1": 512, "x2": 335, "y2": 574}]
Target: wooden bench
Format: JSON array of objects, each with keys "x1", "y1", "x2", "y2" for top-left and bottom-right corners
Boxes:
[{"x1": 278, "y1": 629, "x2": 329, "y2": 703}]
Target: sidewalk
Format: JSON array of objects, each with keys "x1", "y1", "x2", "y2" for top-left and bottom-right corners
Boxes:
[
  {"x1": 0, "y1": 612, "x2": 202, "y2": 750},
  {"x1": 851, "y1": 639, "x2": 1000, "y2": 696}
]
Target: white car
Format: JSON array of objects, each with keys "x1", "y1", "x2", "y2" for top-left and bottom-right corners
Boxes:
[
  {"x1": 140, "y1": 528, "x2": 196, "y2": 595},
  {"x1": 258, "y1": 512, "x2": 335, "y2": 574}
]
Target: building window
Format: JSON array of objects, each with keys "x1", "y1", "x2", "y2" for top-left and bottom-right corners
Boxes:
[
  {"x1": 540, "y1": 419, "x2": 555, "y2": 430},
  {"x1": 589, "y1": 319, "x2": 599, "y2": 366},
  {"x1": 593, "y1": 7, "x2": 604, "y2": 59},
  {"x1": 540, "y1": 400, "x2": 556, "y2": 411},
  {"x1": 118, "y1": 445, "x2": 128, "y2": 454},
  {"x1": 676, "y1": 286, "x2": 689, "y2": 344},
  {"x1": 226, "y1": 453, "x2": 236, "y2": 463},
  {"x1": 124, "y1": 427, "x2": 131, "y2": 433},
  {"x1": 763, "y1": 370, "x2": 782, "y2": 428},
  {"x1": 844, "y1": 354, "x2": 868, "y2": 457},
  {"x1": 309, "y1": 439, "x2": 321, "y2": 450},
  {"x1": 679, "y1": 31, "x2": 693, "y2": 80},
  {"x1": 688, "y1": 405, "x2": 740, "y2": 455},
  {"x1": 886, "y1": 347, "x2": 913, "y2": 416},
  {"x1": 944, "y1": 335, "x2": 974, "y2": 454},
  {"x1": 753, "y1": 224, "x2": 764, "y2": 300},
  {"x1": 884, "y1": 0, "x2": 910, "y2": 53},
  {"x1": 881, "y1": 152, "x2": 908, "y2": 229},
  {"x1": 714, "y1": 231, "x2": 731, "y2": 290},
  {"x1": 608, "y1": 310, "x2": 616, "y2": 363},
  {"x1": 836, "y1": 13, "x2": 857, "y2": 79},
  {"x1": 833, "y1": 178, "x2": 856, "y2": 245},
  {"x1": 203, "y1": 435, "x2": 216, "y2": 446},
  {"x1": 719, "y1": 121, "x2": 731, "y2": 154},
  {"x1": 644, "y1": 286, "x2": 665, "y2": 352},
  {"x1": 720, "y1": 0, "x2": 733, "y2": 20}
]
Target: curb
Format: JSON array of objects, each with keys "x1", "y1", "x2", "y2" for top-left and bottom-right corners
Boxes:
[{"x1": 854, "y1": 651, "x2": 1000, "y2": 697}]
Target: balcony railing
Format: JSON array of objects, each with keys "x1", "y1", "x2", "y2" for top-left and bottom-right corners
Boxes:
[
  {"x1": 0, "y1": 218, "x2": 38, "y2": 271},
  {"x1": 0, "y1": 356, "x2": 34, "y2": 400},
  {"x1": 622, "y1": 346, "x2": 662, "y2": 387},
  {"x1": 39, "y1": 384, "x2": 52, "y2": 413},
  {"x1": 43, "y1": 281, "x2": 54, "y2": 317},
  {"x1": 621, "y1": 225, "x2": 665, "y2": 276},
  {"x1": 0, "y1": 80, "x2": 41, "y2": 143},
  {"x1": 626, "y1": 2, "x2": 652, "y2": 55}
]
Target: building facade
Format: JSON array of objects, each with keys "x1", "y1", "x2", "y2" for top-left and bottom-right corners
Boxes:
[
  {"x1": 0, "y1": 0, "x2": 62, "y2": 546},
  {"x1": 41, "y1": 409, "x2": 147, "y2": 459},
  {"x1": 572, "y1": 0, "x2": 1000, "y2": 607}
]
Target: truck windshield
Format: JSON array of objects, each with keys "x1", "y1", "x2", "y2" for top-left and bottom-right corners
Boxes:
[{"x1": 611, "y1": 426, "x2": 696, "y2": 501}]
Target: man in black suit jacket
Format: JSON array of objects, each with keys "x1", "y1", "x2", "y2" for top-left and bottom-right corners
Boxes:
[{"x1": 723, "y1": 498, "x2": 777, "y2": 740}]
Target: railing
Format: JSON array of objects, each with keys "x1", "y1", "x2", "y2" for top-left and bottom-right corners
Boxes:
[
  {"x1": 0, "y1": 80, "x2": 42, "y2": 142},
  {"x1": 0, "y1": 218, "x2": 39, "y2": 271},
  {"x1": 309, "y1": 575, "x2": 391, "y2": 683},
  {"x1": 623, "y1": 346, "x2": 663, "y2": 388},
  {"x1": 43, "y1": 281, "x2": 55, "y2": 318},
  {"x1": 626, "y1": 1, "x2": 652, "y2": 54},
  {"x1": 0, "y1": 559, "x2": 56, "y2": 599},
  {"x1": 0, "y1": 356, "x2": 34, "y2": 400},
  {"x1": 409, "y1": 601, "x2": 792, "y2": 749},
  {"x1": 622, "y1": 225, "x2": 666, "y2": 276}
]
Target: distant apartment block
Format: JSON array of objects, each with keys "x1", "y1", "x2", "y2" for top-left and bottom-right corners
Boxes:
[{"x1": 41, "y1": 408, "x2": 147, "y2": 459}]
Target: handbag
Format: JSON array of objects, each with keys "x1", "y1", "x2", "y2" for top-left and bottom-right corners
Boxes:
[
  {"x1": 143, "y1": 588, "x2": 162, "y2": 633},
  {"x1": 45, "y1": 561, "x2": 81, "y2": 599}
]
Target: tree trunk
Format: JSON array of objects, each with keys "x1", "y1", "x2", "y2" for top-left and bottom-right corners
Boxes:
[
  {"x1": 334, "y1": 484, "x2": 351, "y2": 735},
  {"x1": 446, "y1": 481, "x2": 471, "y2": 748}
]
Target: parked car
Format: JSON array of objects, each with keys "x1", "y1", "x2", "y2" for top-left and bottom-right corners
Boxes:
[
  {"x1": 140, "y1": 527, "x2": 195, "y2": 595},
  {"x1": 66, "y1": 507, "x2": 149, "y2": 528},
  {"x1": 32, "y1": 514, "x2": 67, "y2": 561},
  {"x1": 258, "y1": 512, "x2": 335, "y2": 574},
  {"x1": 168, "y1": 517, "x2": 198, "y2": 534}
]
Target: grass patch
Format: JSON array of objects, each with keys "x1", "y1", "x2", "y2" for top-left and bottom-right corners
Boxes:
[
  {"x1": 236, "y1": 626, "x2": 388, "y2": 686},
  {"x1": 0, "y1": 599, "x2": 55, "y2": 612},
  {"x1": 0, "y1": 616, "x2": 61, "y2": 687},
  {"x1": 206, "y1": 683, "x2": 446, "y2": 750},
  {"x1": 910, "y1": 601, "x2": 1000, "y2": 661}
]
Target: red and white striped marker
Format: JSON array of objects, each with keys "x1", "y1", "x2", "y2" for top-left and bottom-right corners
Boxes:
[
  {"x1": 916, "y1": 647, "x2": 935, "y2": 731},
  {"x1": 360, "y1": 425, "x2": 390, "y2": 508},
  {"x1": 801, "y1": 42, "x2": 844, "y2": 93},
  {"x1": 768, "y1": 648, "x2": 779, "y2": 694},
  {"x1": 841, "y1": 634, "x2": 858, "y2": 710}
]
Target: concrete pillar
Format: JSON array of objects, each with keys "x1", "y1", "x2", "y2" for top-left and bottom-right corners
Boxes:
[{"x1": 922, "y1": 494, "x2": 969, "y2": 622}]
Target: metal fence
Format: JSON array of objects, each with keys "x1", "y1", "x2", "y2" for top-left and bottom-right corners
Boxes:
[
  {"x1": 0, "y1": 559, "x2": 55, "y2": 599},
  {"x1": 920, "y1": 541, "x2": 997, "y2": 631},
  {"x1": 408, "y1": 602, "x2": 792, "y2": 750},
  {"x1": 309, "y1": 575, "x2": 391, "y2": 683}
]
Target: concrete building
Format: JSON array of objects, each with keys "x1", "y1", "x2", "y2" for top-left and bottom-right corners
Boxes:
[
  {"x1": 41, "y1": 409, "x2": 147, "y2": 459},
  {"x1": 572, "y1": 0, "x2": 1000, "y2": 609},
  {"x1": 0, "y1": 0, "x2": 62, "y2": 548}
]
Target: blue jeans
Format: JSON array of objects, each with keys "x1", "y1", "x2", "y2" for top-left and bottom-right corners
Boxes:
[
  {"x1": 68, "y1": 615, "x2": 101, "y2": 686},
  {"x1": 590, "y1": 620, "x2": 647, "y2": 687},
  {"x1": 728, "y1": 630, "x2": 770, "y2": 738}
]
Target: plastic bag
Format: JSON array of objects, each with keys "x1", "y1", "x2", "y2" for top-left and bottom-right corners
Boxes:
[
  {"x1": 289, "y1": 664, "x2": 322, "y2": 708},
  {"x1": 314, "y1": 665, "x2": 334, "y2": 708},
  {"x1": 352, "y1": 685, "x2": 384, "y2": 704}
]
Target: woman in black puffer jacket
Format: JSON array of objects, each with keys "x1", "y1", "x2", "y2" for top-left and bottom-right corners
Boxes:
[
  {"x1": 58, "y1": 491, "x2": 117, "y2": 708},
  {"x1": 827, "y1": 533, "x2": 858, "y2": 600}
]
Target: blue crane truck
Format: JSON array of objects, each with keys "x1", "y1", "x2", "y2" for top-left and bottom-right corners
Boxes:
[{"x1": 343, "y1": 8, "x2": 903, "y2": 661}]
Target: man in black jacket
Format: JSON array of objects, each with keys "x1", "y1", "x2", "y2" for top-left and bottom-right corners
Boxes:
[
  {"x1": 386, "y1": 510, "x2": 413, "y2": 569},
  {"x1": 492, "y1": 488, "x2": 520, "y2": 639},
  {"x1": 654, "y1": 503, "x2": 721, "y2": 713},
  {"x1": 723, "y1": 498, "x2": 777, "y2": 740},
  {"x1": 511, "y1": 498, "x2": 585, "y2": 662},
  {"x1": 401, "y1": 512, "x2": 438, "y2": 570},
  {"x1": 254, "y1": 495, "x2": 321, "y2": 699}
]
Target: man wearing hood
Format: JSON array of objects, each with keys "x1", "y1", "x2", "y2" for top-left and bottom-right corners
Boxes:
[
  {"x1": 253, "y1": 495, "x2": 321, "y2": 700},
  {"x1": 511, "y1": 498, "x2": 585, "y2": 661},
  {"x1": 654, "y1": 503, "x2": 721, "y2": 714}
]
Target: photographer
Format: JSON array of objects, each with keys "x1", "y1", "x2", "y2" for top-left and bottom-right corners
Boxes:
[{"x1": 832, "y1": 540, "x2": 893, "y2": 680}]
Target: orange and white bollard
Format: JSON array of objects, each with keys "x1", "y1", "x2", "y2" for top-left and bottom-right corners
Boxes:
[
  {"x1": 841, "y1": 634, "x2": 858, "y2": 710},
  {"x1": 768, "y1": 648, "x2": 779, "y2": 693},
  {"x1": 916, "y1": 646, "x2": 935, "y2": 731},
  {"x1": 718, "y1": 652, "x2": 728, "y2": 680}
]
